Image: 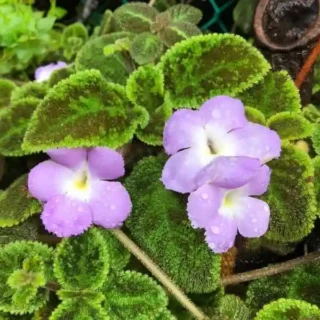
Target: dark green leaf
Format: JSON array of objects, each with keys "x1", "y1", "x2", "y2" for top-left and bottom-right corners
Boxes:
[
  {"x1": 0, "y1": 79, "x2": 17, "y2": 108},
  {"x1": 233, "y1": 0, "x2": 259, "y2": 34},
  {"x1": 218, "y1": 295, "x2": 250, "y2": 320}
]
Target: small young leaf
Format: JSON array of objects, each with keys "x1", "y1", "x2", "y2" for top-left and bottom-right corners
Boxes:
[
  {"x1": 267, "y1": 112, "x2": 313, "y2": 140},
  {"x1": 0, "y1": 79, "x2": 17, "y2": 108},
  {"x1": 125, "y1": 156, "x2": 221, "y2": 293},
  {"x1": 130, "y1": 33, "x2": 164, "y2": 65},
  {"x1": 23, "y1": 70, "x2": 146, "y2": 152},
  {"x1": 47, "y1": 66, "x2": 75, "y2": 88},
  {"x1": 10, "y1": 82, "x2": 47, "y2": 104},
  {"x1": 0, "y1": 174, "x2": 41, "y2": 228},
  {"x1": 49, "y1": 299, "x2": 109, "y2": 320},
  {"x1": 303, "y1": 104, "x2": 320, "y2": 123},
  {"x1": 54, "y1": 228, "x2": 109, "y2": 291},
  {"x1": 159, "y1": 34, "x2": 270, "y2": 108},
  {"x1": 245, "y1": 106, "x2": 266, "y2": 125},
  {"x1": 254, "y1": 298, "x2": 320, "y2": 320},
  {"x1": 113, "y1": 3, "x2": 158, "y2": 33},
  {"x1": 76, "y1": 33, "x2": 134, "y2": 85},
  {"x1": 103, "y1": 271, "x2": 168, "y2": 320},
  {"x1": 0, "y1": 97, "x2": 39, "y2": 156},
  {"x1": 57, "y1": 290, "x2": 104, "y2": 303},
  {"x1": 218, "y1": 295, "x2": 250, "y2": 320},
  {"x1": 239, "y1": 71, "x2": 301, "y2": 119},
  {"x1": 166, "y1": 4, "x2": 202, "y2": 24},
  {"x1": 233, "y1": 0, "x2": 259, "y2": 34},
  {"x1": 263, "y1": 143, "x2": 317, "y2": 242},
  {"x1": 99, "y1": 10, "x2": 114, "y2": 35}
]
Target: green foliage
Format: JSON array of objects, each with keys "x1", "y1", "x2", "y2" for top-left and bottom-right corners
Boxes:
[
  {"x1": 62, "y1": 23, "x2": 88, "y2": 61},
  {"x1": 10, "y1": 82, "x2": 48, "y2": 104},
  {"x1": 126, "y1": 64, "x2": 170, "y2": 145},
  {"x1": 99, "y1": 10, "x2": 114, "y2": 35},
  {"x1": 233, "y1": 0, "x2": 259, "y2": 34},
  {"x1": 159, "y1": 34, "x2": 270, "y2": 108},
  {"x1": 130, "y1": 33, "x2": 164, "y2": 65},
  {"x1": 303, "y1": 105, "x2": 320, "y2": 123},
  {"x1": 166, "y1": 4, "x2": 202, "y2": 24},
  {"x1": 245, "y1": 107, "x2": 266, "y2": 125},
  {"x1": 0, "y1": 79, "x2": 17, "y2": 108},
  {"x1": 217, "y1": 295, "x2": 250, "y2": 320},
  {"x1": 155, "y1": 309, "x2": 176, "y2": 319},
  {"x1": 125, "y1": 156, "x2": 221, "y2": 293},
  {"x1": 113, "y1": 2, "x2": 159, "y2": 33},
  {"x1": 76, "y1": 33, "x2": 134, "y2": 85},
  {"x1": 263, "y1": 143, "x2": 317, "y2": 242},
  {"x1": 0, "y1": 174, "x2": 41, "y2": 228},
  {"x1": 239, "y1": 71, "x2": 301, "y2": 119},
  {"x1": 313, "y1": 156, "x2": 320, "y2": 210},
  {"x1": 0, "y1": 241, "x2": 52, "y2": 314},
  {"x1": 0, "y1": 217, "x2": 39, "y2": 247},
  {"x1": 267, "y1": 112, "x2": 313, "y2": 140},
  {"x1": 47, "y1": 66, "x2": 75, "y2": 88},
  {"x1": 23, "y1": 70, "x2": 146, "y2": 152},
  {"x1": 0, "y1": 98, "x2": 39, "y2": 156},
  {"x1": 0, "y1": 3, "x2": 61, "y2": 75},
  {"x1": 312, "y1": 124, "x2": 320, "y2": 155},
  {"x1": 54, "y1": 228, "x2": 109, "y2": 291},
  {"x1": 254, "y1": 298, "x2": 320, "y2": 320},
  {"x1": 103, "y1": 270, "x2": 168, "y2": 319}
]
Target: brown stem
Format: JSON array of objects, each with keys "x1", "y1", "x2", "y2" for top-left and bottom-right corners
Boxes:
[
  {"x1": 38, "y1": 234, "x2": 62, "y2": 245},
  {"x1": 220, "y1": 251, "x2": 320, "y2": 286},
  {"x1": 295, "y1": 38, "x2": 320, "y2": 88},
  {"x1": 111, "y1": 229, "x2": 209, "y2": 320},
  {"x1": 45, "y1": 280, "x2": 61, "y2": 292}
]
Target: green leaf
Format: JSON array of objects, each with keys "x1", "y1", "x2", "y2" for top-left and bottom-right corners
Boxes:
[
  {"x1": 47, "y1": 66, "x2": 75, "y2": 88},
  {"x1": 154, "y1": 309, "x2": 176, "y2": 320},
  {"x1": 0, "y1": 97, "x2": 39, "y2": 156},
  {"x1": 159, "y1": 34, "x2": 270, "y2": 108},
  {"x1": 0, "y1": 241, "x2": 52, "y2": 314},
  {"x1": 113, "y1": 3, "x2": 158, "y2": 33},
  {"x1": 245, "y1": 106, "x2": 266, "y2": 125},
  {"x1": 159, "y1": 22, "x2": 201, "y2": 47},
  {"x1": 75, "y1": 33, "x2": 134, "y2": 85},
  {"x1": 263, "y1": 143, "x2": 317, "y2": 242},
  {"x1": 49, "y1": 299, "x2": 109, "y2": 320},
  {"x1": 47, "y1": 6, "x2": 67, "y2": 19},
  {"x1": 218, "y1": 295, "x2": 250, "y2": 320},
  {"x1": 303, "y1": 104, "x2": 320, "y2": 123},
  {"x1": 267, "y1": 112, "x2": 313, "y2": 140},
  {"x1": 0, "y1": 312, "x2": 32, "y2": 319},
  {"x1": 54, "y1": 228, "x2": 109, "y2": 291},
  {"x1": 99, "y1": 10, "x2": 114, "y2": 35},
  {"x1": 10, "y1": 82, "x2": 47, "y2": 104},
  {"x1": 37, "y1": 17, "x2": 55, "y2": 33},
  {"x1": 233, "y1": 0, "x2": 259, "y2": 34},
  {"x1": 254, "y1": 298, "x2": 320, "y2": 320},
  {"x1": 22, "y1": 70, "x2": 146, "y2": 152},
  {"x1": 312, "y1": 124, "x2": 320, "y2": 155},
  {"x1": 238, "y1": 71, "x2": 301, "y2": 119},
  {"x1": 126, "y1": 64, "x2": 169, "y2": 145},
  {"x1": 0, "y1": 174, "x2": 41, "y2": 228},
  {"x1": 125, "y1": 156, "x2": 221, "y2": 293},
  {"x1": 313, "y1": 156, "x2": 320, "y2": 211},
  {"x1": 0, "y1": 217, "x2": 39, "y2": 247},
  {"x1": 166, "y1": 4, "x2": 202, "y2": 24},
  {"x1": 57, "y1": 290, "x2": 104, "y2": 303},
  {"x1": 0, "y1": 79, "x2": 17, "y2": 108},
  {"x1": 103, "y1": 271, "x2": 168, "y2": 320},
  {"x1": 130, "y1": 33, "x2": 164, "y2": 65}
]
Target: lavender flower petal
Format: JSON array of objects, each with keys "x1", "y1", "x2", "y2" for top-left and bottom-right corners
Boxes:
[{"x1": 47, "y1": 148, "x2": 87, "y2": 169}]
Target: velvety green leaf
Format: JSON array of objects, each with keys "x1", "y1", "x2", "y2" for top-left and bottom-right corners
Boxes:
[
  {"x1": 125, "y1": 156, "x2": 221, "y2": 293},
  {"x1": 49, "y1": 299, "x2": 109, "y2": 320},
  {"x1": 0, "y1": 174, "x2": 41, "y2": 228},
  {"x1": 303, "y1": 104, "x2": 320, "y2": 123},
  {"x1": 0, "y1": 241, "x2": 52, "y2": 314},
  {"x1": 23, "y1": 70, "x2": 146, "y2": 152},
  {"x1": 0, "y1": 97, "x2": 39, "y2": 156},
  {"x1": 254, "y1": 298, "x2": 320, "y2": 320},
  {"x1": 103, "y1": 271, "x2": 168, "y2": 320},
  {"x1": 239, "y1": 71, "x2": 301, "y2": 119},
  {"x1": 75, "y1": 33, "x2": 134, "y2": 85},
  {"x1": 57, "y1": 290, "x2": 104, "y2": 303},
  {"x1": 312, "y1": 124, "x2": 320, "y2": 155},
  {"x1": 130, "y1": 33, "x2": 164, "y2": 65},
  {"x1": 99, "y1": 10, "x2": 114, "y2": 35},
  {"x1": 245, "y1": 106, "x2": 266, "y2": 125},
  {"x1": 0, "y1": 312, "x2": 32, "y2": 319},
  {"x1": 267, "y1": 112, "x2": 313, "y2": 140},
  {"x1": 47, "y1": 66, "x2": 75, "y2": 88},
  {"x1": 37, "y1": 17, "x2": 55, "y2": 33},
  {"x1": 0, "y1": 79, "x2": 17, "y2": 108},
  {"x1": 233, "y1": 0, "x2": 259, "y2": 34},
  {"x1": 159, "y1": 22, "x2": 201, "y2": 47},
  {"x1": 218, "y1": 295, "x2": 250, "y2": 320},
  {"x1": 159, "y1": 34, "x2": 270, "y2": 108},
  {"x1": 263, "y1": 143, "x2": 317, "y2": 242},
  {"x1": 166, "y1": 4, "x2": 202, "y2": 24},
  {"x1": 113, "y1": 3, "x2": 158, "y2": 33},
  {"x1": 154, "y1": 309, "x2": 176, "y2": 320},
  {"x1": 313, "y1": 156, "x2": 320, "y2": 211},
  {"x1": 10, "y1": 82, "x2": 47, "y2": 104},
  {"x1": 54, "y1": 228, "x2": 109, "y2": 291}
]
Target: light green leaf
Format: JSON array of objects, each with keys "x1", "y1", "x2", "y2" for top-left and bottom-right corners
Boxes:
[
  {"x1": 233, "y1": 0, "x2": 259, "y2": 34},
  {"x1": 239, "y1": 71, "x2": 301, "y2": 119},
  {"x1": 37, "y1": 17, "x2": 55, "y2": 33},
  {"x1": 54, "y1": 228, "x2": 109, "y2": 291},
  {"x1": 166, "y1": 4, "x2": 202, "y2": 24},
  {"x1": 23, "y1": 70, "x2": 146, "y2": 152},
  {"x1": 0, "y1": 79, "x2": 17, "y2": 108},
  {"x1": 245, "y1": 106, "x2": 266, "y2": 125},
  {"x1": 218, "y1": 295, "x2": 250, "y2": 320},
  {"x1": 99, "y1": 10, "x2": 114, "y2": 35},
  {"x1": 125, "y1": 156, "x2": 221, "y2": 293},
  {"x1": 10, "y1": 82, "x2": 47, "y2": 104},
  {"x1": 312, "y1": 156, "x2": 320, "y2": 211},
  {"x1": 159, "y1": 34, "x2": 270, "y2": 108},
  {"x1": 312, "y1": 124, "x2": 320, "y2": 155},
  {"x1": 0, "y1": 174, "x2": 41, "y2": 228}
]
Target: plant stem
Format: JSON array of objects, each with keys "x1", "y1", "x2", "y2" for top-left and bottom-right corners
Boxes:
[
  {"x1": 111, "y1": 229, "x2": 209, "y2": 320},
  {"x1": 45, "y1": 280, "x2": 61, "y2": 292},
  {"x1": 220, "y1": 251, "x2": 320, "y2": 286},
  {"x1": 148, "y1": 0, "x2": 156, "y2": 6}
]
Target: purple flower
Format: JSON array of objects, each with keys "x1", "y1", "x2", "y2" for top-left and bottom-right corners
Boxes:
[
  {"x1": 187, "y1": 165, "x2": 271, "y2": 253},
  {"x1": 35, "y1": 61, "x2": 67, "y2": 82},
  {"x1": 161, "y1": 96, "x2": 281, "y2": 194},
  {"x1": 28, "y1": 147, "x2": 132, "y2": 237}
]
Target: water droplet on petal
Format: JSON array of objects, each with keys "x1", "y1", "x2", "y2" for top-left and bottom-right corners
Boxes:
[
  {"x1": 211, "y1": 226, "x2": 220, "y2": 234},
  {"x1": 254, "y1": 228, "x2": 258, "y2": 232},
  {"x1": 252, "y1": 218, "x2": 257, "y2": 223},
  {"x1": 78, "y1": 206, "x2": 84, "y2": 212},
  {"x1": 201, "y1": 193, "x2": 208, "y2": 200},
  {"x1": 110, "y1": 205, "x2": 116, "y2": 210},
  {"x1": 209, "y1": 242, "x2": 216, "y2": 249},
  {"x1": 264, "y1": 205, "x2": 269, "y2": 212},
  {"x1": 266, "y1": 146, "x2": 270, "y2": 151}
]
